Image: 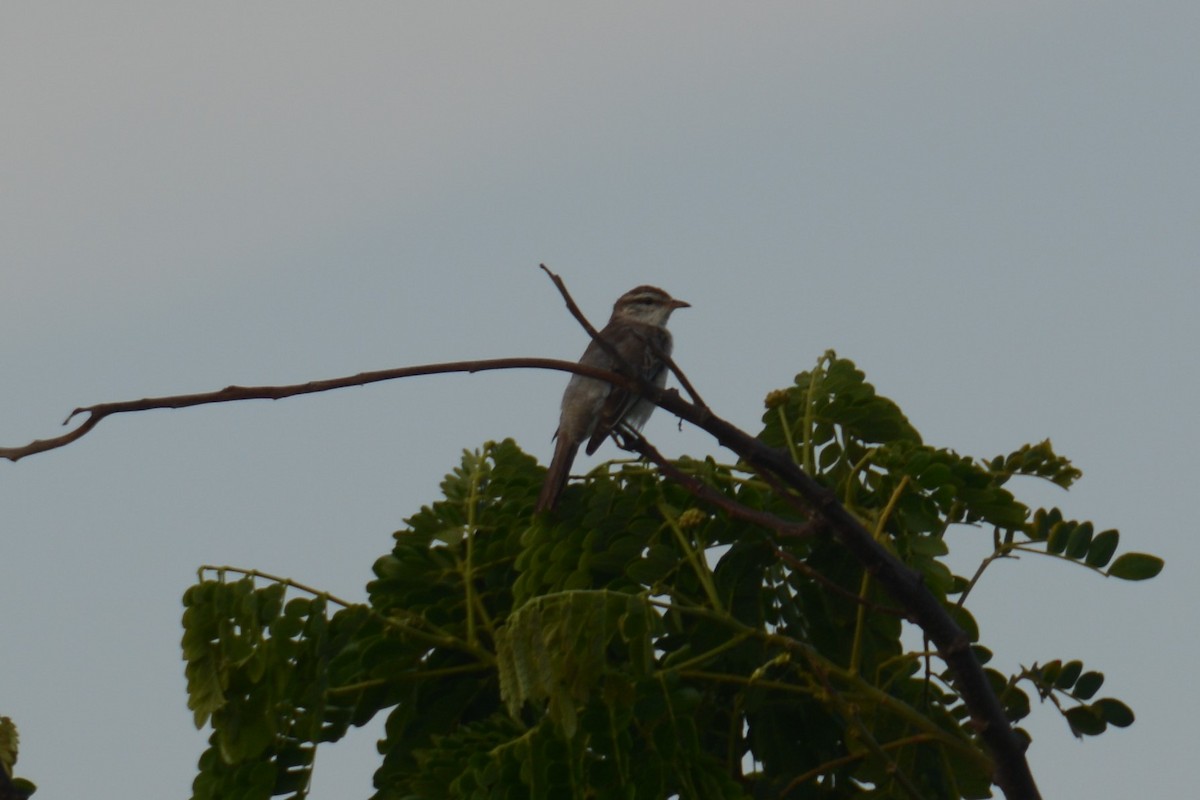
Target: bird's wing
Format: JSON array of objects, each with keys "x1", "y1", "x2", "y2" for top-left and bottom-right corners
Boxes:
[{"x1": 584, "y1": 323, "x2": 668, "y2": 455}]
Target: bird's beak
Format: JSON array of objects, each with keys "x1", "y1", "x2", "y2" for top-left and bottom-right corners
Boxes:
[{"x1": 671, "y1": 298, "x2": 691, "y2": 310}]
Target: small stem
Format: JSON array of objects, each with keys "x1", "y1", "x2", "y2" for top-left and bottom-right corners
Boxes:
[
  {"x1": 198, "y1": 564, "x2": 355, "y2": 608},
  {"x1": 661, "y1": 503, "x2": 725, "y2": 612},
  {"x1": 197, "y1": 564, "x2": 495, "y2": 664},
  {"x1": 844, "y1": 448, "x2": 877, "y2": 506},
  {"x1": 782, "y1": 733, "x2": 941, "y2": 797},
  {"x1": 327, "y1": 662, "x2": 490, "y2": 695},
  {"x1": 665, "y1": 632, "x2": 755, "y2": 673},
  {"x1": 777, "y1": 406, "x2": 804, "y2": 468},
  {"x1": 676, "y1": 669, "x2": 816, "y2": 697},
  {"x1": 801, "y1": 358, "x2": 824, "y2": 475},
  {"x1": 802, "y1": 648, "x2": 927, "y2": 800},
  {"x1": 649, "y1": 596, "x2": 989, "y2": 774},
  {"x1": 849, "y1": 476, "x2": 910, "y2": 675},
  {"x1": 461, "y1": 446, "x2": 489, "y2": 646}
]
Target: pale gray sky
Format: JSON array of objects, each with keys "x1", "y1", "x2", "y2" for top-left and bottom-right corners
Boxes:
[{"x1": 2, "y1": 3, "x2": 1196, "y2": 797}]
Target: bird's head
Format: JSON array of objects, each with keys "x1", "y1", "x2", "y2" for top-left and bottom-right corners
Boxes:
[{"x1": 611, "y1": 285, "x2": 690, "y2": 327}]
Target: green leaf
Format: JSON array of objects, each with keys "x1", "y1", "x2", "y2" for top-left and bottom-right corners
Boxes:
[
  {"x1": 9, "y1": 777, "x2": 36, "y2": 798},
  {"x1": 1004, "y1": 685, "x2": 1031, "y2": 722},
  {"x1": 947, "y1": 604, "x2": 980, "y2": 643},
  {"x1": 1073, "y1": 671, "x2": 1104, "y2": 700},
  {"x1": 1046, "y1": 521, "x2": 1073, "y2": 555},
  {"x1": 1055, "y1": 660, "x2": 1083, "y2": 689},
  {"x1": 1107, "y1": 553, "x2": 1164, "y2": 581},
  {"x1": 0, "y1": 716, "x2": 17, "y2": 778},
  {"x1": 917, "y1": 463, "x2": 953, "y2": 490},
  {"x1": 992, "y1": 440, "x2": 1082, "y2": 488},
  {"x1": 1038, "y1": 660, "x2": 1062, "y2": 686},
  {"x1": 1093, "y1": 698, "x2": 1135, "y2": 728},
  {"x1": 1065, "y1": 522, "x2": 1094, "y2": 560},
  {"x1": 817, "y1": 441, "x2": 842, "y2": 471},
  {"x1": 1030, "y1": 507, "x2": 1062, "y2": 542},
  {"x1": 1085, "y1": 530, "x2": 1120, "y2": 568},
  {"x1": 1064, "y1": 705, "x2": 1106, "y2": 737}
]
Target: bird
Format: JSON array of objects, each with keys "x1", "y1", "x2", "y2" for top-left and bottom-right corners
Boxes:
[{"x1": 535, "y1": 285, "x2": 689, "y2": 512}]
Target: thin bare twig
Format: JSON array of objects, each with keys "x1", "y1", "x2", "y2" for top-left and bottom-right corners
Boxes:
[
  {"x1": 538, "y1": 263, "x2": 607, "y2": 347},
  {"x1": 0, "y1": 357, "x2": 637, "y2": 463}
]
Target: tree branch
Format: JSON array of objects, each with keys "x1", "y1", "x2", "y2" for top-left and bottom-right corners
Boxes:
[
  {"x1": 0, "y1": 358, "x2": 637, "y2": 463},
  {"x1": 618, "y1": 428, "x2": 817, "y2": 542}
]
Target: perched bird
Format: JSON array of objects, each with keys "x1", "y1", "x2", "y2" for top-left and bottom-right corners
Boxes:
[{"x1": 535, "y1": 285, "x2": 689, "y2": 512}]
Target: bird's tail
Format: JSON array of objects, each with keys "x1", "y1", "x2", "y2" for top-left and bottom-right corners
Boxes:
[{"x1": 535, "y1": 437, "x2": 580, "y2": 513}]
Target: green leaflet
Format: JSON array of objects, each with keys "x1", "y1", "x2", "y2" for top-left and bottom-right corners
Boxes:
[{"x1": 495, "y1": 590, "x2": 662, "y2": 736}]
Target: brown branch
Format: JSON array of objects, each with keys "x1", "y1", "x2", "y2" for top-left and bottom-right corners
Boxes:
[
  {"x1": 539, "y1": 263, "x2": 604, "y2": 343},
  {"x1": 0, "y1": 357, "x2": 638, "y2": 463},
  {"x1": 752, "y1": 463, "x2": 820, "y2": 520},
  {"x1": 619, "y1": 428, "x2": 816, "y2": 541}
]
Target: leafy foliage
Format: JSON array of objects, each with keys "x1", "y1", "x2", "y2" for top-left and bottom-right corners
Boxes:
[
  {"x1": 0, "y1": 717, "x2": 34, "y2": 800},
  {"x1": 182, "y1": 577, "x2": 379, "y2": 800},
  {"x1": 182, "y1": 351, "x2": 1159, "y2": 799}
]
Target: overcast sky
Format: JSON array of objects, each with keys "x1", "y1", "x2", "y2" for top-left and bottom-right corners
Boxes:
[{"x1": 2, "y1": 3, "x2": 1196, "y2": 797}]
